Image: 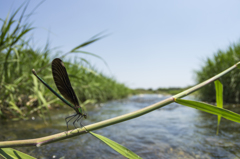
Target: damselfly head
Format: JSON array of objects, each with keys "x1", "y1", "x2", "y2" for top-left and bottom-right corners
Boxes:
[{"x1": 83, "y1": 114, "x2": 87, "y2": 119}]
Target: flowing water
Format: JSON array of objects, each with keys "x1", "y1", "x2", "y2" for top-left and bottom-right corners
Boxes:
[{"x1": 1, "y1": 94, "x2": 240, "y2": 159}]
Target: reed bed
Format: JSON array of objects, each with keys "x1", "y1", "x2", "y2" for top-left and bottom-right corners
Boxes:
[{"x1": 195, "y1": 42, "x2": 240, "y2": 103}]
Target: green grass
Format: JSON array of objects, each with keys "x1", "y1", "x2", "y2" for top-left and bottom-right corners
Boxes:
[
  {"x1": 133, "y1": 87, "x2": 190, "y2": 95},
  {"x1": 195, "y1": 41, "x2": 240, "y2": 103}
]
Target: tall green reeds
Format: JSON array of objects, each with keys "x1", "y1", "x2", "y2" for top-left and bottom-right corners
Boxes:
[
  {"x1": 0, "y1": 4, "x2": 131, "y2": 120},
  {"x1": 195, "y1": 41, "x2": 240, "y2": 103}
]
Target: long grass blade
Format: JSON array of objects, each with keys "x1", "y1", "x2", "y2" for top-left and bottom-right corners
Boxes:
[
  {"x1": 214, "y1": 80, "x2": 223, "y2": 135},
  {"x1": 11, "y1": 2, "x2": 29, "y2": 36},
  {"x1": 175, "y1": 98, "x2": 240, "y2": 123},
  {"x1": 0, "y1": 148, "x2": 36, "y2": 159},
  {"x1": 72, "y1": 50, "x2": 109, "y2": 67},
  {"x1": 69, "y1": 34, "x2": 107, "y2": 53},
  {"x1": 0, "y1": 13, "x2": 10, "y2": 45},
  {"x1": 90, "y1": 132, "x2": 142, "y2": 159}
]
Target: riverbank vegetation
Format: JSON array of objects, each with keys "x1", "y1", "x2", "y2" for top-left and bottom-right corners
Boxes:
[
  {"x1": 133, "y1": 86, "x2": 191, "y2": 95},
  {"x1": 195, "y1": 41, "x2": 240, "y2": 104},
  {"x1": 0, "y1": 5, "x2": 132, "y2": 120}
]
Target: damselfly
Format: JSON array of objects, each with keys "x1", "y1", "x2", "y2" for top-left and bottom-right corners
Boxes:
[{"x1": 32, "y1": 58, "x2": 87, "y2": 130}]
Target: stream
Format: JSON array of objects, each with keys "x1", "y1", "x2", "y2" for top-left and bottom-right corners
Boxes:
[{"x1": 1, "y1": 94, "x2": 240, "y2": 159}]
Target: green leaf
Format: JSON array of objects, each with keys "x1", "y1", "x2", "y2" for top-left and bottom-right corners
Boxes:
[
  {"x1": 214, "y1": 80, "x2": 223, "y2": 135},
  {"x1": 71, "y1": 50, "x2": 109, "y2": 66},
  {"x1": 69, "y1": 33, "x2": 107, "y2": 53},
  {"x1": 90, "y1": 132, "x2": 142, "y2": 159},
  {"x1": 0, "y1": 148, "x2": 36, "y2": 159},
  {"x1": 9, "y1": 94, "x2": 23, "y2": 115},
  {"x1": 175, "y1": 98, "x2": 240, "y2": 123},
  {"x1": 214, "y1": 80, "x2": 223, "y2": 108}
]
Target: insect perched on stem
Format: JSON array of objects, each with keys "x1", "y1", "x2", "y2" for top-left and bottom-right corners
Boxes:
[{"x1": 32, "y1": 58, "x2": 87, "y2": 130}]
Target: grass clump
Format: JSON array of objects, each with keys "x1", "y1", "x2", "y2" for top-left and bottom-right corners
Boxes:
[{"x1": 195, "y1": 41, "x2": 240, "y2": 103}]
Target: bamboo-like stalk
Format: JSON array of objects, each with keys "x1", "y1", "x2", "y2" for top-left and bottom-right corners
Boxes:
[{"x1": 1, "y1": 62, "x2": 240, "y2": 148}]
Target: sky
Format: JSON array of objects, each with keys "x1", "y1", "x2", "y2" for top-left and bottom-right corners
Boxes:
[{"x1": 1, "y1": 0, "x2": 240, "y2": 89}]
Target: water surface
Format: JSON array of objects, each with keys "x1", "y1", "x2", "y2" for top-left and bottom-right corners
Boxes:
[{"x1": 1, "y1": 94, "x2": 240, "y2": 159}]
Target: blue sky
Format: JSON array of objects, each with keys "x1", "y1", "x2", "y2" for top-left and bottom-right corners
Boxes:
[{"x1": 1, "y1": 0, "x2": 240, "y2": 89}]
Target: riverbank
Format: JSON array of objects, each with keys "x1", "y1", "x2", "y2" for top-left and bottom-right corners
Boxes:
[{"x1": 133, "y1": 86, "x2": 192, "y2": 95}]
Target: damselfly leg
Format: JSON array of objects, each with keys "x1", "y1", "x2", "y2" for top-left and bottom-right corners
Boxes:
[{"x1": 65, "y1": 114, "x2": 78, "y2": 130}]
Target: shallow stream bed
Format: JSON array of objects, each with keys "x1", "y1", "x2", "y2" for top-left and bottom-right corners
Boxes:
[{"x1": 1, "y1": 94, "x2": 240, "y2": 159}]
